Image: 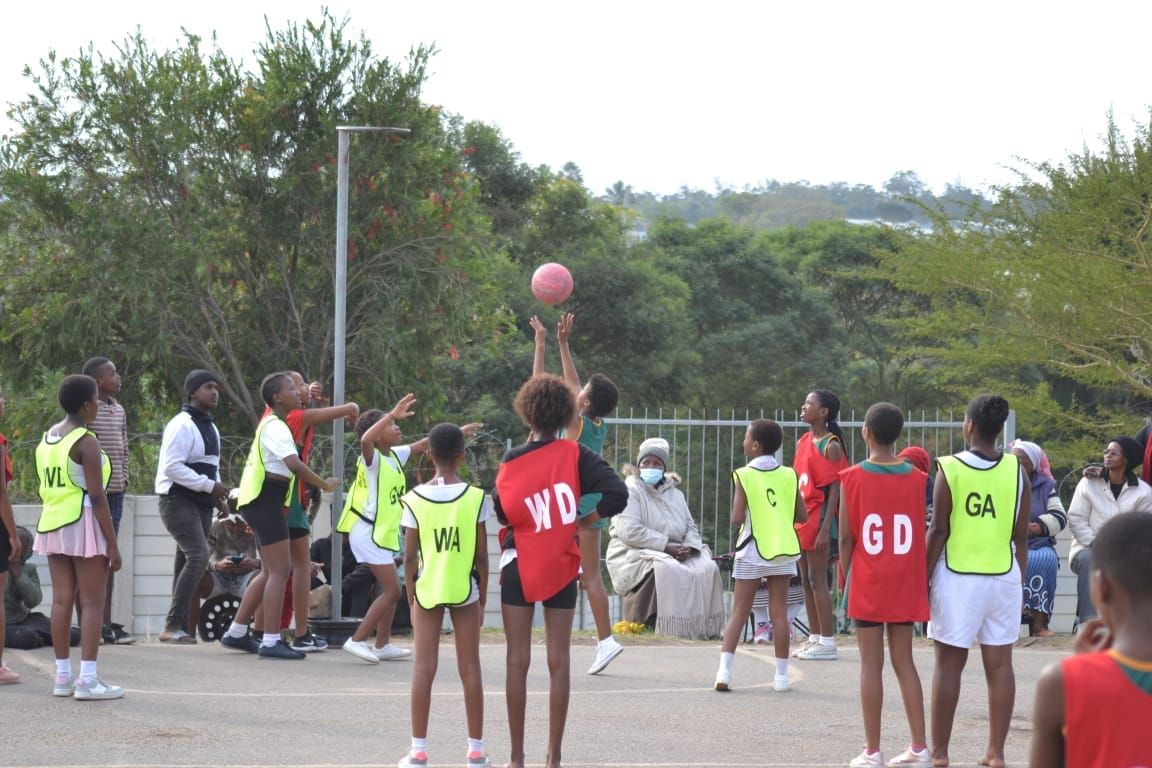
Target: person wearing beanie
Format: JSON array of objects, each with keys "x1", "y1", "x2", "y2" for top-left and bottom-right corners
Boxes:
[
  {"x1": 1068, "y1": 435, "x2": 1152, "y2": 623},
  {"x1": 153, "y1": 370, "x2": 230, "y2": 643},
  {"x1": 605, "y1": 435, "x2": 725, "y2": 639}
]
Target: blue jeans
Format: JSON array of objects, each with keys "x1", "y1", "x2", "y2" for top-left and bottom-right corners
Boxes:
[
  {"x1": 1070, "y1": 548, "x2": 1095, "y2": 622},
  {"x1": 107, "y1": 492, "x2": 125, "y2": 536}
]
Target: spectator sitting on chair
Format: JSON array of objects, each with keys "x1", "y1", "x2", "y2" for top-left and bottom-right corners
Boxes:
[
  {"x1": 5, "y1": 526, "x2": 79, "y2": 649},
  {"x1": 189, "y1": 514, "x2": 259, "y2": 639},
  {"x1": 1068, "y1": 436, "x2": 1152, "y2": 624},
  {"x1": 605, "y1": 437, "x2": 726, "y2": 639},
  {"x1": 309, "y1": 535, "x2": 375, "y2": 619}
]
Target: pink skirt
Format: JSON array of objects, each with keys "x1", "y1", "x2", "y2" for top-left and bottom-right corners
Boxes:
[{"x1": 33, "y1": 503, "x2": 109, "y2": 559}]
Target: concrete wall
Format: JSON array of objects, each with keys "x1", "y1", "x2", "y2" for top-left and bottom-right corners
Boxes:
[{"x1": 13, "y1": 496, "x2": 1079, "y2": 636}]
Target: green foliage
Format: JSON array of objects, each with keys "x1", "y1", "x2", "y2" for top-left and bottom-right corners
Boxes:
[
  {"x1": 881, "y1": 117, "x2": 1152, "y2": 465},
  {"x1": 0, "y1": 13, "x2": 509, "y2": 435}
]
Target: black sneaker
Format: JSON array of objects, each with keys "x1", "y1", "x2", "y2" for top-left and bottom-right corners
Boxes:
[
  {"x1": 220, "y1": 634, "x2": 260, "y2": 654},
  {"x1": 110, "y1": 623, "x2": 136, "y2": 644},
  {"x1": 291, "y1": 633, "x2": 328, "y2": 653},
  {"x1": 100, "y1": 625, "x2": 116, "y2": 646},
  {"x1": 258, "y1": 640, "x2": 307, "y2": 660}
]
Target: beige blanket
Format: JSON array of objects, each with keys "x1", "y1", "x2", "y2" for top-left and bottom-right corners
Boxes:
[{"x1": 645, "y1": 548, "x2": 726, "y2": 639}]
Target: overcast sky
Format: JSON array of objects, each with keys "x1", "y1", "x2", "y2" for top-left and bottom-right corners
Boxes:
[{"x1": 3, "y1": 1, "x2": 1150, "y2": 196}]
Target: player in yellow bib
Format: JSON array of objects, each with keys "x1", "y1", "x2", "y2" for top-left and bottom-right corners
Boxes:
[
  {"x1": 926, "y1": 394, "x2": 1030, "y2": 768},
  {"x1": 33, "y1": 375, "x2": 121, "y2": 699},
  {"x1": 337, "y1": 394, "x2": 482, "y2": 665},
  {"x1": 398, "y1": 423, "x2": 491, "y2": 768},
  {"x1": 714, "y1": 419, "x2": 806, "y2": 693},
  {"x1": 218, "y1": 373, "x2": 338, "y2": 660}
]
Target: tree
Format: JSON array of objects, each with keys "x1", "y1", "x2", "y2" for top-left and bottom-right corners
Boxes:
[
  {"x1": 881, "y1": 118, "x2": 1152, "y2": 462},
  {"x1": 0, "y1": 14, "x2": 508, "y2": 431}
]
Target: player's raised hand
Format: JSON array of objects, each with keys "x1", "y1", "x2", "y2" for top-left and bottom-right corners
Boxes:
[
  {"x1": 390, "y1": 393, "x2": 417, "y2": 422},
  {"x1": 530, "y1": 315, "x2": 547, "y2": 343},
  {"x1": 556, "y1": 312, "x2": 574, "y2": 343}
]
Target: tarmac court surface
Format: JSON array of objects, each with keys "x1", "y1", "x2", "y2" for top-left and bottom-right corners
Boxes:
[{"x1": 1, "y1": 633, "x2": 1067, "y2": 767}]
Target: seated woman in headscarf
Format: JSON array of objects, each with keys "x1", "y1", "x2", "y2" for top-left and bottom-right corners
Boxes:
[
  {"x1": 605, "y1": 438, "x2": 725, "y2": 639},
  {"x1": 1009, "y1": 439, "x2": 1067, "y2": 637}
]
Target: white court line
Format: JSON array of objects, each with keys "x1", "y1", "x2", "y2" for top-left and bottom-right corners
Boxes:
[{"x1": 125, "y1": 680, "x2": 781, "y2": 697}]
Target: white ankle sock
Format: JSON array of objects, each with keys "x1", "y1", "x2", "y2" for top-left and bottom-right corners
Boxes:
[
  {"x1": 226, "y1": 622, "x2": 248, "y2": 639},
  {"x1": 262, "y1": 633, "x2": 280, "y2": 648},
  {"x1": 720, "y1": 651, "x2": 734, "y2": 671},
  {"x1": 819, "y1": 635, "x2": 836, "y2": 646},
  {"x1": 79, "y1": 660, "x2": 97, "y2": 679},
  {"x1": 775, "y1": 657, "x2": 789, "y2": 676},
  {"x1": 411, "y1": 737, "x2": 428, "y2": 753},
  {"x1": 55, "y1": 659, "x2": 72, "y2": 675},
  {"x1": 467, "y1": 738, "x2": 484, "y2": 753}
]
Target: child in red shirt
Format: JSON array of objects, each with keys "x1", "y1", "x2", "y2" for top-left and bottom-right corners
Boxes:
[
  {"x1": 1030, "y1": 511, "x2": 1152, "y2": 768},
  {"x1": 839, "y1": 403, "x2": 930, "y2": 767}
]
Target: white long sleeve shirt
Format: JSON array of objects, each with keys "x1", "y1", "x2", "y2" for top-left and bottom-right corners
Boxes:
[{"x1": 154, "y1": 410, "x2": 222, "y2": 495}]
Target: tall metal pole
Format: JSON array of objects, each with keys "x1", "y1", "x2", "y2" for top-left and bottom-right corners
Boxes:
[
  {"x1": 330, "y1": 125, "x2": 410, "y2": 621},
  {"x1": 330, "y1": 128, "x2": 351, "y2": 620}
]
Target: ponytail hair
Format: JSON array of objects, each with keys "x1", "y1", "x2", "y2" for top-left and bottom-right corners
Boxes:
[{"x1": 813, "y1": 389, "x2": 847, "y2": 449}]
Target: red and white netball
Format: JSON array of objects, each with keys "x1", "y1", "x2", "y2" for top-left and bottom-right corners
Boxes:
[{"x1": 531, "y1": 262, "x2": 574, "y2": 305}]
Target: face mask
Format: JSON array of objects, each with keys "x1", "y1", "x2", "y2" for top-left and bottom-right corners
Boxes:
[{"x1": 639, "y1": 468, "x2": 665, "y2": 485}]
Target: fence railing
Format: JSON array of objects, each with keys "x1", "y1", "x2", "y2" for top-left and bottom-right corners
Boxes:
[
  {"x1": 598, "y1": 407, "x2": 1004, "y2": 554},
  {"x1": 8, "y1": 409, "x2": 1007, "y2": 552}
]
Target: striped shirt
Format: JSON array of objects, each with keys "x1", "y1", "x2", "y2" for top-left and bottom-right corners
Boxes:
[{"x1": 89, "y1": 396, "x2": 128, "y2": 493}]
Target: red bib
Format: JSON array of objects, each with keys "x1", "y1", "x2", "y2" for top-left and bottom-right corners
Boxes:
[
  {"x1": 1063, "y1": 652, "x2": 1152, "y2": 768},
  {"x1": 495, "y1": 441, "x2": 582, "y2": 602},
  {"x1": 840, "y1": 464, "x2": 929, "y2": 623},
  {"x1": 793, "y1": 433, "x2": 848, "y2": 549}
]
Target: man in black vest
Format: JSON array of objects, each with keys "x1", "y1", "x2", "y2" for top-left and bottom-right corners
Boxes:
[{"x1": 154, "y1": 370, "x2": 231, "y2": 643}]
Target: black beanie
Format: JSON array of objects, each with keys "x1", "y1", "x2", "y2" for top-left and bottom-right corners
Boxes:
[
  {"x1": 184, "y1": 369, "x2": 220, "y2": 400},
  {"x1": 1111, "y1": 435, "x2": 1144, "y2": 473}
]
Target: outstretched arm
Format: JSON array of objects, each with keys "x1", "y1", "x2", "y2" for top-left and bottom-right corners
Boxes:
[
  {"x1": 360, "y1": 394, "x2": 416, "y2": 463},
  {"x1": 298, "y1": 401, "x2": 360, "y2": 431},
  {"x1": 556, "y1": 313, "x2": 580, "y2": 389},
  {"x1": 556, "y1": 313, "x2": 584, "y2": 435},
  {"x1": 530, "y1": 316, "x2": 547, "y2": 377}
]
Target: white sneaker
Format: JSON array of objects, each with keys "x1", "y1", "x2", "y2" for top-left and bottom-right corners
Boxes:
[
  {"x1": 791, "y1": 638, "x2": 817, "y2": 657},
  {"x1": 887, "y1": 746, "x2": 932, "y2": 765},
  {"x1": 797, "y1": 642, "x2": 838, "y2": 660},
  {"x1": 53, "y1": 673, "x2": 74, "y2": 697},
  {"x1": 343, "y1": 638, "x2": 381, "y2": 664},
  {"x1": 773, "y1": 673, "x2": 790, "y2": 692},
  {"x1": 374, "y1": 644, "x2": 412, "y2": 661},
  {"x1": 849, "y1": 749, "x2": 885, "y2": 767},
  {"x1": 714, "y1": 665, "x2": 731, "y2": 692},
  {"x1": 587, "y1": 637, "x2": 624, "y2": 675},
  {"x1": 73, "y1": 675, "x2": 124, "y2": 701}
]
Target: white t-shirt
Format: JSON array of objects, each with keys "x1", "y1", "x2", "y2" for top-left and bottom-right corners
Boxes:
[
  {"x1": 362, "y1": 445, "x2": 412, "y2": 521},
  {"x1": 260, "y1": 418, "x2": 300, "y2": 477}
]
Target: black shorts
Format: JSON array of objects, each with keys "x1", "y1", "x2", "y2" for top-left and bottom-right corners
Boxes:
[
  {"x1": 501, "y1": 559, "x2": 578, "y2": 609},
  {"x1": 240, "y1": 478, "x2": 291, "y2": 547},
  {"x1": 853, "y1": 619, "x2": 914, "y2": 629},
  {"x1": 288, "y1": 526, "x2": 310, "y2": 541},
  {"x1": 0, "y1": 531, "x2": 10, "y2": 574}
]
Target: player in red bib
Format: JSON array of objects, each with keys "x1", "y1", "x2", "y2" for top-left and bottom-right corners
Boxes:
[
  {"x1": 1030, "y1": 511, "x2": 1152, "y2": 768},
  {"x1": 839, "y1": 403, "x2": 930, "y2": 767},
  {"x1": 793, "y1": 389, "x2": 849, "y2": 660},
  {"x1": 494, "y1": 374, "x2": 626, "y2": 768}
]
